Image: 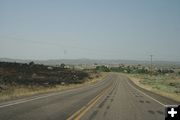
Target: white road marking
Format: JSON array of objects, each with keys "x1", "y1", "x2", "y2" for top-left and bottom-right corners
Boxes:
[
  {"x1": 0, "y1": 78, "x2": 109, "y2": 108},
  {"x1": 127, "y1": 80, "x2": 166, "y2": 106},
  {"x1": 0, "y1": 89, "x2": 78, "y2": 108},
  {"x1": 0, "y1": 85, "x2": 89, "y2": 108},
  {"x1": 0, "y1": 94, "x2": 55, "y2": 108}
]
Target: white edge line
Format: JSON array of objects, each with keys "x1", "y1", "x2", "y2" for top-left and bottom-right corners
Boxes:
[
  {"x1": 0, "y1": 90, "x2": 72, "y2": 108},
  {"x1": 0, "y1": 84, "x2": 89, "y2": 108},
  {"x1": 127, "y1": 80, "x2": 166, "y2": 106},
  {"x1": 0, "y1": 78, "x2": 109, "y2": 108}
]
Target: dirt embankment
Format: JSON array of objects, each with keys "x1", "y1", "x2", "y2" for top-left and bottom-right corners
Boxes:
[{"x1": 0, "y1": 61, "x2": 108, "y2": 102}]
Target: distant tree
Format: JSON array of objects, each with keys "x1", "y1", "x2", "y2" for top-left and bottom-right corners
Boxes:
[
  {"x1": 29, "y1": 61, "x2": 34, "y2": 66},
  {"x1": 96, "y1": 66, "x2": 110, "y2": 72},
  {"x1": 169, "y1": 69, "x2": 174, "y2": 73},
  {"x1": 60, "y1": 63, "x2": 65, "y2": 69}
]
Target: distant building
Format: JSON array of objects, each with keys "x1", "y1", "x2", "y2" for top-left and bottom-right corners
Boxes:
[{"x1": 47, "y1": 66, "x2": 53, "y2": 70}]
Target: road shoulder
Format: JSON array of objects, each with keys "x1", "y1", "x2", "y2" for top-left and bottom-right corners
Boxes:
[{"x1": 121, "y1": 73, "x2": 180, "y2": 104}]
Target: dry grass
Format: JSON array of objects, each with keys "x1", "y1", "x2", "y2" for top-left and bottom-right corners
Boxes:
[
  {"x1": 0, "y1": 72, "x2": 108, "y2": 102},
  {"x1": 124, "y1": 73, "x2": 180, "y2": 102}
]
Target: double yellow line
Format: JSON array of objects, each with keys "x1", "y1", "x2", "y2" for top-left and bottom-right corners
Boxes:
[{"x1": 67, "y1": 82, "x2": 113, "y2": 120}]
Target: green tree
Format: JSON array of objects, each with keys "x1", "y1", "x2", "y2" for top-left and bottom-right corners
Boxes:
[
  {"x1": 29, "y1": 61, "x2": 34, "y2": 66},
  {"x1": 60, "y1": 63, "x2": 65, "y2": 69},
  {"x1": 96, "y1": 66, "x2": 110, "y2": 72}
]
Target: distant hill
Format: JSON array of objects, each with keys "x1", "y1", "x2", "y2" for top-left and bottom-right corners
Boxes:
[{"x1": 0, "y1": 58, "x2": 180, "y2": 66}]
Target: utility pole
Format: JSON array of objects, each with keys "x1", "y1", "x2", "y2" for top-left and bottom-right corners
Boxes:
[{"x1": 150, "y1": 55, "x2": 153, "y2": 76}]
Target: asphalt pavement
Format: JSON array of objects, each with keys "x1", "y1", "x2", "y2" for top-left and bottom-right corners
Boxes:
[{"x1": 0, "y1": 73, "x2": 179, "y2": 120}]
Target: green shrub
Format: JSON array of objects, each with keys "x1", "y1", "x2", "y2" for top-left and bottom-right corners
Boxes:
[{"x1": 96, "y1": 66, "x2": 110, "y2": 72}]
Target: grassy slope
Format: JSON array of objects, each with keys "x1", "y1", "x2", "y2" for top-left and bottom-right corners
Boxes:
[{"x1": 125, "y1": 73, "x2": 180, "y2": 102}]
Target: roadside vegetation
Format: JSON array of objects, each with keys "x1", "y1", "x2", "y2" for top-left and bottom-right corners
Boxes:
[
  {"x1": 128, "y1": 74, "x2": 180, "y2": 102},
  {"x1": 0, "y1": 62, "x2": 103, "y2": 102},
  {"x1": 96, "y1": 66, "x2": 110, "y2": 72},
  {"x1": 95, "y1": 64, "x2": 180, "y2": 102}
]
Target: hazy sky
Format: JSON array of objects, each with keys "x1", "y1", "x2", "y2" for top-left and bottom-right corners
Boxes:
[{"x1": 0, "y1": 0, "x2": 180, "y2": 61}]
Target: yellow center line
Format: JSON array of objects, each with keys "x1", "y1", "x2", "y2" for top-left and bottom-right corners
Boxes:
[
  {"x1": 67, "y1": 82, "x2": 114, "y2": 120},
  {"x1": 67, "y1": 88, "x2": 106, "y2": 120}
]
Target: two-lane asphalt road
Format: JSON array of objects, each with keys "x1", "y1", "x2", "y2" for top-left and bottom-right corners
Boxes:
[{"x1": 0, "y1": 73, "x2": 179, "y2": 120}]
